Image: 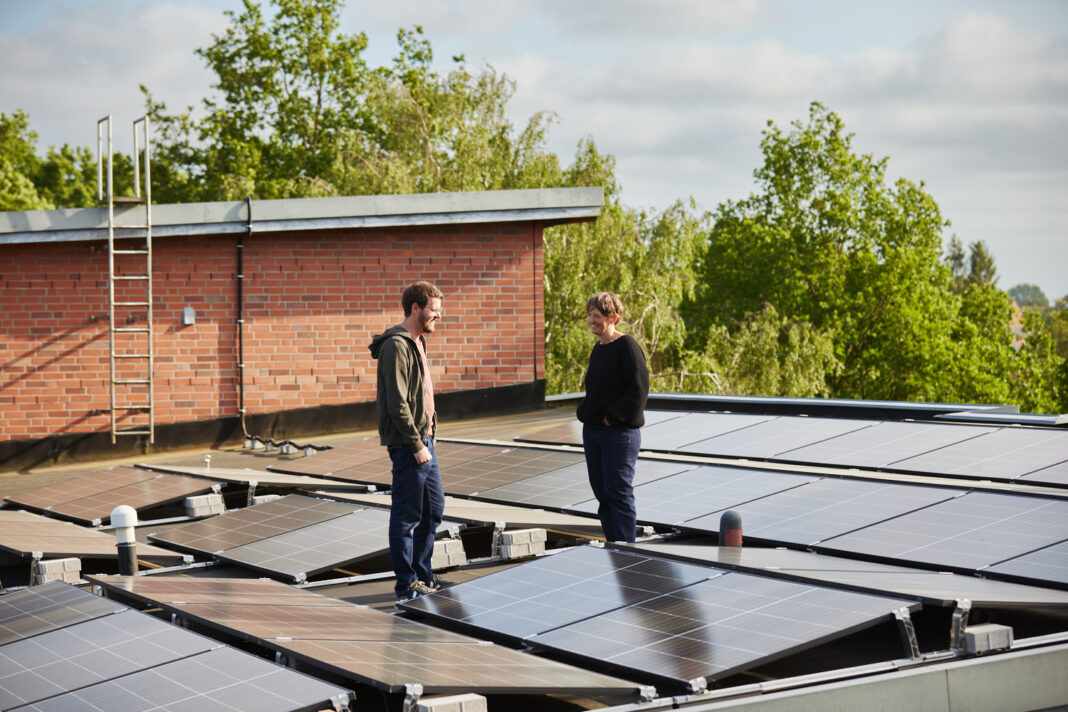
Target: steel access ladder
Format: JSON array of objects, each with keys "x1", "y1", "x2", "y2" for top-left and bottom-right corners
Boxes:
[{"x1": 97, "y1": 115, "x2": 154, "y2": 444}]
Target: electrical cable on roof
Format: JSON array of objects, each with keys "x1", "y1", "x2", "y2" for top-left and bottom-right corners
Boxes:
[{"x1": 236, "y1": 196, "x2": 329, "y2": 454}]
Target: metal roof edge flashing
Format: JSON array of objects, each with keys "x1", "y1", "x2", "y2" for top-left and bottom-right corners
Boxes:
[{"x1": 0, "y1": 186, "x2": 604, "y2": 245}]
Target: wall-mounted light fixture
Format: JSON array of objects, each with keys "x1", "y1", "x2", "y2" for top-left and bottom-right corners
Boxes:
[{"x1": 182, "y1": 306, "x2": 196, "y2": 326}]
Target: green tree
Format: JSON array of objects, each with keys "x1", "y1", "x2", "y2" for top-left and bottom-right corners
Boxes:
[
  {"x1": 672, "y1": 304, "x2": 840, "y2": 396},
  {"x1": 687, "y1": 103, "x2": 960, "y2": 401},
  {"x1": 1007, "y1": 283, "x2": 1049, "y2": 308},
  {"x1": 967, "y1": 240, "x2": 998, "y2": 286},
  {"x1": 0, "y1": 111, "x2": 51, "y2": 210},
  {"x1": 1, "y1": 109, "x2": 129, "y2": 210}
]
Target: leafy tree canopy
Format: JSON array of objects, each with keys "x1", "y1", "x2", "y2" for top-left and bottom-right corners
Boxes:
[{"x1": 1008, "y1": 283, "x2": 1049, "y2": 308}]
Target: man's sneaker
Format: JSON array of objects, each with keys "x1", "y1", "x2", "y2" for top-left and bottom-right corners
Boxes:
[
  {"x1": 401, "y1": 580, "x2": 436, "y2": 601},
  {"x1": 425, "y1": 576, "x2": 456, "y2": 591}
]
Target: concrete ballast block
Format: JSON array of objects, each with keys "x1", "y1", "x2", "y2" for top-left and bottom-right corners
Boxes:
[
  {"x1": 499, "y1": 528, "x2": 547, "y2": 546},
  {"x1": 431, "y1": 539, "x2": 468, "y2": 569},
  {"x1": 415, "y1": 692, "x2": 487, "y2": 712},
  {"x1": 184, "y1": 493, "x2": 225, "y2": 517},
  {"x1": 36, "y1": 557, "x2": 81, "y2": 583},
  {"x1": 497, "y1": 528, "x2": 546, "y2": 559},
  {"x1": 965, "y1": 624, "x2": 1013, "y2": 654}
]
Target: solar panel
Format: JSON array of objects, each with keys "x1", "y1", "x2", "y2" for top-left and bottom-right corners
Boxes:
[
  {"x1": 4, "y1": 466, "x2": 155, "y2": 511},
  {"x1": 0, "y1": 581, "x2": 125, "y2": 645},
  {"x1": 570, "y1": 465, "x2": 819, "y2": 526},
  {"x1": 530, "y1": 571, "x2": 917, "y2": 689},
  {"x1": 216, "y1": 507, "x2": 400, "y2": 581},
  {"x1": 778, "y1": 421, "x2": 993, "y2": 469},
  {"x1": 44, "y1": 474, "x2": 218, "y2": 525},
  {"x1": 678, "y1": 416, "x2": 873, "y2": 459},
  {"x1": 680, "y1": 478, "x2": 964, "y2": 546},
  {"x1": 15, "y1": 646, "x2": 352, "y2": 712},
  {"x1": 514, "y1": 419, "x2": 584, "y2": 446},
  {"x1": 622, "y1": 540, "x2": 1068, "y2": 607},
  {"x1": 86, "y1": 574, "x2": 353, "y2": 607},
  {"x1": 314, "y1": 456, "x2": 394, "y2": 485},
  {"x1": 515, "y1": 410, "x2": 687, "y2": 447},
  {"x1": 983, "y1": 540, "x2": 1068, "y2": 587},
  {"x1": 640, "y1": 412, "x2": 775, "y2": 451},
  {"x1": 168, "y1": 602, "x2": 463, "y2": 642},
  {"x1": 888, "y1": 427, "x2": 1068, "y2": 480},
  {"x1": 473, "y1": 458, "x2": 695, "y2": 509},
  {"x1": 266, "y1": 438, "x2": 385, "y2": 476},
  {"x1": 401, "y1": 545, "x2": 720, "y2": 642},
  {"x1": 296, "y1": 443, "x2": 513, "y2": 487},
  {"x1": 88, "y1": 574, "x2": 643, "y2": 698},
  {"x1": 147, "y1": 494, "x2": 357, "y2": 555},
  {"x1": 275, "y1": 638, "x2": 640, "y2": 696},
  {"x1": 814, "y1": 491, "x2": 1068, "y2": 575},
  {"x1": 435, "y1": 442, "x2": 513, "y2": 469},
  {"x1": 138, "y1": 464, "x2": 363, "y2": 490},
  {"x1": 1012, "y1": 459, "x2": 1068, "y2": 488},
  {"x1": 440, "y1": 448, "x2": 585, "y2": 496},
  {"x1": 0, "y1": 509, "x2": 187, "y2": 564},
  {"x1": 0, "y1": 608, "x2": 217, "y2": 709},
  {"x1": 318, "y1": 491, "x2": 605, "y2": 536}
]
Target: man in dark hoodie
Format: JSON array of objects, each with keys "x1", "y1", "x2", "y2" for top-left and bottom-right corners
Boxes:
[{"x1": 368, "y1": 281, "x2": 445, "y2": 601}]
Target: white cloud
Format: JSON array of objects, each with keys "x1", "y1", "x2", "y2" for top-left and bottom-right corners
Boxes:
[{"x1": 1, "y1": 2, "x2": 228, "y2": 150}]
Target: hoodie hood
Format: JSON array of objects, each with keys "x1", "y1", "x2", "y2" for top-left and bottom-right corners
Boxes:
[{"x1": 369, "y1": 324, "x2": 412, "y2": 359}]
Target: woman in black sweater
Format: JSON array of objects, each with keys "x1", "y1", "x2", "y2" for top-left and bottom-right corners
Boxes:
[{"x1": 575, "y1": 292, "x2": 650, "y2": 542}]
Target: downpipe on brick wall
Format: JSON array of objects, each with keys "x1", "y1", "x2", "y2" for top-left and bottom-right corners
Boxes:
[{"x1": 236, "y1": 196, "x2": 329, "y2": 456}]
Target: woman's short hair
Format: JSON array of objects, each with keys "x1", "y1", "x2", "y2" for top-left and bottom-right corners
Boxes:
[
  {"x1": 586, "y1": 292, "x2": 623, "y2": 318},
  {"x1": 402, "y1": 281, "x2": 443, "y2": 316}
]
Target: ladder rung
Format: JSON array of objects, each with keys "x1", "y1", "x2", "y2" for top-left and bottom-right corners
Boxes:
[
  {"x1": 114, "y1": 302, "x2": 150, "y2": 307},
  {"x1": 114, "y1": 275, "x2": 149, "y2": 281},
  {"x1": 114, "y1": 354, "x2": 151, "y2": 359},
  {"x1": 115, "y1": 405, "x2": 152, "y2": 410},
  {"x1": 113, "y1": 378, "x2": 151, "y2": 384},
  {"x1": 114, "y1": 430, "x2": 152, "y2": 436},
  {"x1": 114, "y1": 249, "x2": 150, "y2": 255},
  {"x1": 113, "y1": 327, "x2": 151, "y2": 333},
  {"x1": 110, "y1": 196, "x2": 147, "y2": 205}
]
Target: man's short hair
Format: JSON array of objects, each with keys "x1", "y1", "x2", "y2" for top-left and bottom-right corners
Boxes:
[
  {"x1": 586, "y1": 292, "x2": 624, "y2": 318},
  {"x1": 403, "y1": 281, "x2": 443, "y2": 316}
]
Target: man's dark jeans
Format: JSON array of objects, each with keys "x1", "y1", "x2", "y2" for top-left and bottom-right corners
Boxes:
[
  {"x1": 582, "y1": 424, "x2": 641, "y2": 543},
  {"x1": 388, "y1": 437, "x2": 445, "y2": 596}
]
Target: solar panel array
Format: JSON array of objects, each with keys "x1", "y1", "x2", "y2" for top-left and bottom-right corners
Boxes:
[
  {"x1": 4, "y1": 466, "x2": 218, "y2": 525},
  {"x1": 148, "y1": 494, "x2": 459, "y2": 582},
  {"x1": 812, "y1": 491, "x2": 1068, "y2": 579},
  {"x1": 401, "y1": 545, "x2": 916, "y2": 691},
  {"x1": 0, "y1": 509, "x2": 188, "y2": 565},
  {"x1": 571, "y1": 465, "x2": 819, "y2": 526},
  {"x1": 472, "y1": 458, "x2": 695, "y2": 510},
  {"x1": 520, "y1": 410, "x2": 1068, "y2": 486},
  {"x1": 679, "y1": 478, "x2": 962, "y2": 545},
  {"x1": 268, "y1": 441, "x2": 513, "y2": 488},
  {"x1": 139, "y1": 463, "x2": 360, "y2": 490},
  {"x1": 88, "y1": 574, "x2": 643, "y2": 698},
  {"x1": 622, "y1": 540, "x2": 1068, "y2": 608},
  {"x1": 679, "y1": 416, "x2": 872, "y2": 458},
  {"x1": 0, "y1": 581, "x2": 352, "y2": 711}
]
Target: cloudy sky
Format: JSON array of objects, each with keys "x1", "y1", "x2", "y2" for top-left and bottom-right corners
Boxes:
[{"x1": 3, "y1": 0, "x2": 1066, "y2": 300}]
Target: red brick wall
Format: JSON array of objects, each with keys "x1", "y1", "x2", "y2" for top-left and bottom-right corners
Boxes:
[{"x1": 0, "y1": 221, "x2": 544, "y2": 442}]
